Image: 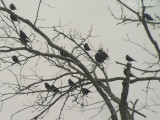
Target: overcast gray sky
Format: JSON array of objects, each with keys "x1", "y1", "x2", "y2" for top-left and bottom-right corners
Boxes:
[{"x1": 0, "y1": 0, "x2": 160, "y2": 120}]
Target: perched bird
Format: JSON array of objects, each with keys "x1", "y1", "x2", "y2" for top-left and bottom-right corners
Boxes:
[
  {"x1": 10, "y1": 4, "x2": 16, "y2": 10},
  {"x1": 12, "y1": 56, "x2": 21, "y2": 65},
  {"x1": 144, "y1": 13, "x2": 154, "y2": 21},
  {"x1": 123, "y1": 69, "x2": 135, "y2": 77},
  {"x1": 45, "y1": 83, "x2": 51, "y2": 90},
  {"x1": 95, "y1": 52, "x2": 104, "y2": 63},
  {"x1": 10, "y1": 14, "x2": 19, "y2": 22},
  {"x1": 81, "y1": 88, "x2": 91, "y2": 95},
  {"x1": 126, "y1": 55, "x2": 136, "y2": 62},
  {"x1": 68, "y1": 79, "x2": 74, "y2": 86},
  {"x1": 50, "y1": 85, "x2": 61, "y2": 93},
  {"x1": 98, "y1": 49, "x2": 109, "y2": 60},
  {"x1": 84, "y1": 43, "x2": 91, "y2": 51},
  {"x1": 20, "y1": 30, "x2": 29, "y2": 39}
]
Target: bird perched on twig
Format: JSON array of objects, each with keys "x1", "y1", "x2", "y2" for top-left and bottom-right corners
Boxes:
[
  {"x1": 10, "y1": 14, "x2": 19, "y2": 22},
  {"x1": 81, "y1": 88, "x2": 91, "y2": 95},
  {"x1": 144, "y1": 13, "x2": 155, "y2": 21},
  {"x1": 20, "y1": 30, "x2": 29, "y2": 39},
  {"x1": 126, "y1": 55, "x2": 136, "y2": 62},
  {"x1": 12, "y1": 56, "x2": 21, "y2": 65},
  {"x1": 95, "y1": 52, "x2": 104, "y2": 63},
  {"x1": 68, "y1": 79, "x2": 74, "y2": 86},
  {"x1": 45, "y1": 83, "x2": 51, "y2": 90},
  {"x1": 98, "y1": 49, "x2": 109, "y2": 60},
  {"x1": 10, "y1": 4, "x2": 16, "y2": 10},
  {"x1": 50, "y1": 85, "x2": 61, "y2": 93},
  {"x1": 84, "y1": 43, "x2": 91, "y2": 51},
  {"x1": 123, "y1": 69, "x2": 135, "y2": 77}
]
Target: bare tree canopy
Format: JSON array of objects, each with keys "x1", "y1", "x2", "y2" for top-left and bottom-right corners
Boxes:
[{"x1": 0, "y1": 0, "x2": 160, "y2": 120}]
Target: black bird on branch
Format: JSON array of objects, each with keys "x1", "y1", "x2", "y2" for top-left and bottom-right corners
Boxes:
[
  {"x1": 95, "y1": 52, "x2": 104, "y2": 63},
  {"x1": 123, "y1": 69, "x2": 135, "y2": 77},
  {"x1": 10, "y1": 14, "x2": 19, "y2": 22},
  {"x1": 144, "y1": 13, "x2": 155, "y2": 21},
  {"x1": 98, "y1": 49, "x2": 109, "y2": 60},
  {"x1": 20, "y1": 30, "x2": 29, "y2": 39},
  {"x1": 45, "y1": 83, "x2": 51, "y2": 90},
  {"x1": 68, "y1": 79, "x2": 74, "y2": 86},
  {"x1": 50, "y1": 85, "x2": 61, "y2": 93},
  {"x1": 81, "y1": 88, "x2": 91, "y2": 95},
  {"x1": 12, "y1": 56, "x2": 21, "y2": 65},
  {"x1": 84, "y1": 43, "x2": 91, "y2": 51},
  {"x1": 10, "y1": 4, "x2": 16, "y2": 10},
  {"x1": 126, "y1": 55, "x2": 136, "y2": 62}
]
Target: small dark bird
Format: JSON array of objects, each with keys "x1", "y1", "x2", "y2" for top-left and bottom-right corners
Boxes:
[
  {"x1": 123, "y1": 69, "x2": 135, "y2": 77},
  {"x1": 10, "y1": 14, "x2": 19, "y2": 22},
  {"x1": 50, "y1": 85, "x2": 61, "y2": 93},
  {"x1": 81, "y1": 88, "x2": 91, "y2": 95},
  {"x1": 20, "y1": 30, "x2": 29, "y2": 39},
  {"x1": 95, "y1": 52, "x2": 104, "y2": 63},
  {"x1": 10, "y1": 4, "x2": 16, "y2": 10},
  {"x1": 144, "y1": 13, "x2": 154, "y2": 21},
  {"x1": 19, "y1": 37, "x2": 30, "y2": 45},
  {"x1": 45, "y1": 83, "x2": 51, "y2": 90},
  {"x1": 98, "y1": 49, "x2": 109, "y2": 60},
  {"x1": 84, "y1": 43, "x2": 91, "y2": 51},
  {"x1": 68, "y1": 79, "x2": 74, "y2": 86},
  {"x1": 126, "y1": 55, "x2": 136, "y2": 62},
  {"x1": 12, "y1": 56, "x2": 21, "y2": 65}
]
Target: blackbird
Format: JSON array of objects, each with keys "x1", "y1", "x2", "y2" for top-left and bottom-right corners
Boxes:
[
  {"x1": 10, "y1": 4, "x2": 16, "y2": 10},
  {"x1": 123, "y1": 69, "x2": 135, "y2": 77},
  {"x1": 84, "y1": 43, "x2": 91, "y2": 51},
  {"x1": 12, "y1": 56, "x2": 21, "y2": 65},
  {"x1": 144, "y1": 13, "x2": 154, "y2": 21},
  {"x1": 68, "y1": 79, "x2": 74, "y2": 86},
  {"x1": 81, "y1": 88, "x2": 91, "y2": 95},
  {"x1": 126, "y1": 55, "x2": 136, "y2": 62},
  {"x1": 20, "y1": 30, "x2": 29, "y2": 39},
  {"x1": 45, "y1": 83, "x2": 51, "y2": 90},
  {"x1": 98, "y1": 49, "x2": 109, "y2": 60},
  {"x1": 19, "y1": 37, "x2": 30, "y2": 45},
  {"x1": 50, "y1": 85, "x2": 61, "y2": 93},
  {"x1": 95, "y1": 52, "x2": 104, "y2": 63},
  {"x1": 10, "y1": 14, "x2": 19, "y2": 22}
]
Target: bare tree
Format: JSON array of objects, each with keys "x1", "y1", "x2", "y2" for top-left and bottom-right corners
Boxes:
[{"x1": 0, "y1": 0, "x2": 160, "y2": 120}]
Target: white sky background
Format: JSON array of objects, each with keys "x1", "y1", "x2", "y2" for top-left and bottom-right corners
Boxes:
[{"x1": 0, "y1": 0, "x2": 160, "y2": 120}]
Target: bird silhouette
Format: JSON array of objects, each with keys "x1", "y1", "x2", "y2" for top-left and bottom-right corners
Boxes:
[
  {"x1": 81, "y1": 88, "x2": 91, "y2": 95},
  {"x1": 12, "y1": 56, "x2": 21, "y2": 65},
  {"x1": 95, "y1": 52, "x2": 104, "y2": 63},
  {"x1": 10, "y1": 14, "x2": 19, "y2": 22},
  {"x1": 126, "y1": 55, "x2": 136, "y2": 62},
  {"x1": 84, "y1": 43, "x2": 91, "y2": 51},
  {"x1": 10, "y1": 4, "x2": 16, "y2": 10},
  {"x1": 50, "y1": 85, "x2": 61, "y2": 93},
  {"x1": 68, "y1": 79, "x2": 74, "y2": 86},
  {"x1": 144, "y1": 13, "x2": 154, "y2": 21},
  {"x1": 19, "y1": 37, "x2": 30, "y2": 45},
  {"x1": 20, "y1": 30, "x2": 29, "y2": 39},
  {"x1": 123, "y1": 69, "x2": 135, "y2": 77},
  {"x1": 45, "y1": 83, "x2": 51, "y2": 90},
  {"x1": 98, "y1": 49, "x2": 109, "y2": 60}
]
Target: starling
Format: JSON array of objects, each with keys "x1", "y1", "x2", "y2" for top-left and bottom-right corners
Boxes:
[
  {"x1": 84, "y1": 43, "x2": 91, "y2": 51},
  {"x1": 20, "y1": 30, "x2": 29, "y2": 39},
  {"x1": 68, "y1": 79, "x2": 74, "y2": 86},
  {"x1": 95, "y1": 52, "x2": 104, "y2": 63},
  {"x1": 126, "y1": 55, "x2": 136, "y2": 62},
  {"x1": 12, "y1": 56, "x2": 21, "y2": 65},
  {"x1": 144, "y1": 13, "x2": 154, "y2": 21},
  {"x1": 98, "y1": 49, "x2": 109, "y2": 60},
  {"x1": 45, "y1": 83, "x2": 51, "y2": 90},
  {"x1": 10, "y1": 14, "x2": 19, "y2": 22},
  {"x1": 81, "y1": 88, "x2": 91, "y2": 95},
  {"x1": 10, "y1": 4, "x2": 16, "y2": 10},
  {"x1": 123, "y1": 69, "x2": 135, "y2": 77},
  {"x1": 50, "y1": 85, "x2": 61, "y2": 93}
]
